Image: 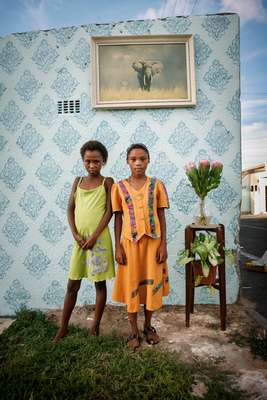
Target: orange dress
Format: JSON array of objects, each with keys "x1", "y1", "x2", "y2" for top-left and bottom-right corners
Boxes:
[{"x1": 111, "y1": 177, "x2": 170, "y2": 312}]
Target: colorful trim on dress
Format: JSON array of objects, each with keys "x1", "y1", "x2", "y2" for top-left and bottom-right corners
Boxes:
[
  {"x1": 148, "y1": 177, "x2": 157, "y2": 239},
  {"x1": 118, "y1": 180, "x2": 138, "y2": 242},
  {"x1": 152, "y1": 281, "x2": 162, "y2": 295},
  {"x1": 152, "y1": 277, "x2": 168, "y2": 295},
  {"x1": 131, "y1": 279, "x2": 154, "y2": 298}
]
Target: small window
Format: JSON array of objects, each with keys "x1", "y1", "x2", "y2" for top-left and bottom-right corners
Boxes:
[
  {"x1": 255, "y1": 185, "x2": 257, "y2": 191},
  {"x1": 57, "y1": 100, "x2": 80, "y2": 114},
  {"x1": 250, "y1": 185, "x2": 254, "y2": 192}
]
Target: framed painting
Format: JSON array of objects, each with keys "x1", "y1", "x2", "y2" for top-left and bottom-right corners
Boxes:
[{"x1": 91, "y1": 35, "x2": 196, "y2": 109}]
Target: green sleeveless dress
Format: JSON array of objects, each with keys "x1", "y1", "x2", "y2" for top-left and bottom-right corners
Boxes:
[{"x1": 68, "y1": 177, "x2": 115, "y2": 282}]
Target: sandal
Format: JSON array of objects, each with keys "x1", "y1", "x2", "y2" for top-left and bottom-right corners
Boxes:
[
  {"x1": 143, "y1": 326, "x2": 160, "y2": 345},
  {"x1": 127, "y1": 334, "x2": 141, "y2": 351}
]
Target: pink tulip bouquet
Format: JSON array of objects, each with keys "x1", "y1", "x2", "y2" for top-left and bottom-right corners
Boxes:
[
  {"x1": 185, "y1": 160, "x2": 223, "y2": 225},
  {"x1": 185, "y1": 160, "x2": 223, "y2": 199}
]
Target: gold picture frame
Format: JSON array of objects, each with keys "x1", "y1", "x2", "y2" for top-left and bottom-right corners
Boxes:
[{"x1": 91, "y1": 35, "x2": 196, "y2": 109}]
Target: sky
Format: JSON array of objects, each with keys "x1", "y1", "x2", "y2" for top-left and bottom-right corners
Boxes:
[{"x1": 0, "y1": 0, "x2": 267, "y2": 169}]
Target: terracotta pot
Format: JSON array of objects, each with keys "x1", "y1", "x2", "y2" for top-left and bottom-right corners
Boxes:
[{"x1": 193, "y1": 260, "x2": 217, "y2": 285}]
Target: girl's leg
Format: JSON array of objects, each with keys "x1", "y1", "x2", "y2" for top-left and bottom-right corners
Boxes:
[
  {"x1": 54, "y1": 279, "x2": 81, "y2": 341},
  {"x1": 144, "y1": 304, "x2": 153, "y2": 329},
  {"x1": 143, "y1": 304, "x2": 160, "y2": 344},
  {"x1": 127, "y1": 312, "x2": 140, "y2": 350},
  {"x1": 91, "y1": 280, "x2": 107, "y2": 336},
  {"x1": 128, "y1": 312, "x2": 139, "y2": 337}
]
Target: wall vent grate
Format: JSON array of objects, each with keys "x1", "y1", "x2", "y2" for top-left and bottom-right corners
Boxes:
[{"x1": 57, "y1": 100, "x2": 80, "y2": 114}]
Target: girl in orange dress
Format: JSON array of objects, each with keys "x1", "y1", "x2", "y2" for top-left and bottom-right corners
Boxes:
[{"x1": 111, "y1": 143, "x2": 170, "y2": 350}]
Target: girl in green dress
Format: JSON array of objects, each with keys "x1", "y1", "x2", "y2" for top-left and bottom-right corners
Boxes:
[{"x1": 54, "y1": 140, "x2": 115, "y2": 341}]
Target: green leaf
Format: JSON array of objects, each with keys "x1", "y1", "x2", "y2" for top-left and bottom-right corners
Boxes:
[
  {"x1": 194, "y1": 275, "x2": 203, "y2": 287},
  {"x1": 198, "y1": 233, "x2": 206, "y2": 242},
  {"x1": 202, "y1": 262, "x2": 210, "y2": 277},
  {"x1": 208, "y1": 254, "x2": 218, "y2": 266},
  {"x1": 177, "y1": 256, "x2": 194, "y2": 265}
]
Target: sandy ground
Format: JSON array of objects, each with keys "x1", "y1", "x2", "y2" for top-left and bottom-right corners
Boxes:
[{"x1": 1, "y1": 302, "x2": 267, "y2": 399}]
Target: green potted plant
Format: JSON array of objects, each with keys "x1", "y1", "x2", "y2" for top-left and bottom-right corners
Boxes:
[{"x1": 177, "y1": 232, "x2": 234, "y2": 287}]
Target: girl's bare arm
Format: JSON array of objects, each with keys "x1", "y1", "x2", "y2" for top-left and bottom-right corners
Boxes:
[
  {"x1": 114, "y1": 212, "x2": 127, "y2": 265},
  {"x1": 156, "y1": 208, "x2": 168, "y2": 263},
  {"x1": 67, "y1": 177, "x2": 84, "y2": 247}
]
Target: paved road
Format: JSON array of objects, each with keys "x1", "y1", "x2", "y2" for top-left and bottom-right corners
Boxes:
[
  {"x1": 239, "y1": 218, "x2": 267, "y2": 320},
  {"x1": 240, "y1": 218, "x2": 267, "y2": 257}
]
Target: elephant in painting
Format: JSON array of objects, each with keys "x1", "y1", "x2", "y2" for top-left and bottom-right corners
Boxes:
[{"x1": 132, "y1": 60, "x2": 163, "y2": 91}]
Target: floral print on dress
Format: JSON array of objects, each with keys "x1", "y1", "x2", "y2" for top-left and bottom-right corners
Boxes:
[{"x1": 86, "y1": 239, "x2": 108, "y2": 276}]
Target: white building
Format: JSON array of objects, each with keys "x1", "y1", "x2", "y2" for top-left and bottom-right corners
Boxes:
[{"x1": 242, "y1": 162, "x2": 267, "y2": 215}]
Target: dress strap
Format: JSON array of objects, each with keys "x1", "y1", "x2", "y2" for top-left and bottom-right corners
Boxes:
[
  {"x1": 74, "y1": 177, "x2": 82, "y2": 192},
  {"x1": 102, "y1": 177, "x2": 106, "y2": 186}
]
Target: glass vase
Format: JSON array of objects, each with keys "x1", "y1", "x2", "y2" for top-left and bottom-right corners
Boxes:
[{"x1": 194, "y1": 197, "x2": 211, "y2": 226}]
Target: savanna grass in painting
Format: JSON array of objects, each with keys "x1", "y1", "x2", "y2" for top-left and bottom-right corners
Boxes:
[{"x1": 100, "y1": 86, "x2": 187, "y2": 101}]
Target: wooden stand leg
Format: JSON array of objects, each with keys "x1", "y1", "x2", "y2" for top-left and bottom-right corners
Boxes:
[
  {"x1": 219, "y1": 264, "x2": 226, "y2": 330},
  {"x1": 185, "y1": 227, "x2": 194, "y2": 327},
  {"x1": 218, "y1": 225, "x2": 226, "y2": 331},
  {"x1": 191, "y1": 281, "x2": 195, "y2": 314},
  {"x1": 185, "y1": 263, "x2": 193, "y2": 327}
]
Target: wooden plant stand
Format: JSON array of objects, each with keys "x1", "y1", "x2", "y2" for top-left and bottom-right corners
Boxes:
[{"x1": 185, "y1": 224, "x2": 226, "y2": 330}]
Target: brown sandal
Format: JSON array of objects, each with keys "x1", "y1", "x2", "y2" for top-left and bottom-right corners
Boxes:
[
  {"x1": 143, "y1": 326, "x2": 160, "y2": 345},
  {"x1": 127, "y1": 334, "x2": 141, "y2": 351}
]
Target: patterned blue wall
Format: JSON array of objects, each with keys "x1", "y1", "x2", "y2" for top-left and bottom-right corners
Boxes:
[{"x1": 0, "y1": 14, "x2": 241, "y2": 315}]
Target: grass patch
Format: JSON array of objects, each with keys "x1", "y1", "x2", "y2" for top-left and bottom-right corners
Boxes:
[
  {"x1": 0, "y1": 309, "x2": 246, "y2": 400},
  {"x1": 228, "y1": 329, "x2": 267, "y2": 360}
]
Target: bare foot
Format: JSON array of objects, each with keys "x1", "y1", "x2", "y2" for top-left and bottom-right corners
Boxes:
[
  {"x1": 53, "y1": 329, "x2": 68, "y2": 342},
  {"x1": 90, "y1": 323, "x2": 100, "y2": 336}
]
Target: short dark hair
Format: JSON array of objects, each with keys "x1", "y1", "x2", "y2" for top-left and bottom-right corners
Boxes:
[
  {"x1": 80, "y1": 140, "x2": 108, "y2": 163},
  {"x1": 126, "y1": 143, "x2": 150, "y2": 160}
]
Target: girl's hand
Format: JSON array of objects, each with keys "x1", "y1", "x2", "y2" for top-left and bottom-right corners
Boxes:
[
  {"x1": 115, "y1": 244, "x2": 127, "y2": 265},
  {"x1": 156, "y1": 241, "x2": 168, "y2": 263},
  {"x1": 82, "y1": 236, "x2": 97, "y2": 250},
  {"x1": 73, "y1": 233, "x2": 86, "y2": 248}
]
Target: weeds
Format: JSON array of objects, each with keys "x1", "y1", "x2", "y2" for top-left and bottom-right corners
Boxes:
[
  {"x1": 228, "y1": 328, "x2": 267, "y2": 360},
  {"x1": 248, "y1": 329, "x2": 267, "y2": 360}
]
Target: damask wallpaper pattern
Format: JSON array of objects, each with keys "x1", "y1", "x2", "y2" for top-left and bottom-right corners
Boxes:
[{"x1": 0, "y1": 14, "x2": 240, "y2": 315}]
